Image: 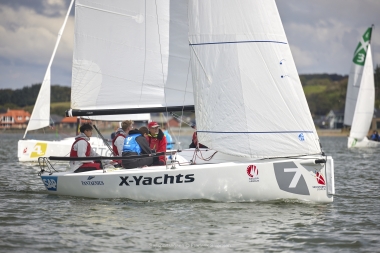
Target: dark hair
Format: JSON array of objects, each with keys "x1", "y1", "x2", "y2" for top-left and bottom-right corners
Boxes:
[
  {"x1": 80, "y1": 123, "x2": 93, "y2": 133},
  {"x1": 139, "y1": 126, "x2": 149, "y2": 135}
]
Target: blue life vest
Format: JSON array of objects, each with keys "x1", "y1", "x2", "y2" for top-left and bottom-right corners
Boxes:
[
  {"x1": 164, "y1": 130, "x2": 173, "y2": 149},
  {"x1": 123, "y1": 133, "x2": 142, "y2": 155}
]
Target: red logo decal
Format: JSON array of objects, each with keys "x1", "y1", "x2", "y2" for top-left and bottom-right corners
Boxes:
[
  {"x1": 316, "y1": 172, "x2": 325, "y2": 185},
  {"x1": 23, "y1": 147, "x2": 28, "y2": 154},
  {"x1": 247, "y1": 165, "x2": 258, "y2": 178}
]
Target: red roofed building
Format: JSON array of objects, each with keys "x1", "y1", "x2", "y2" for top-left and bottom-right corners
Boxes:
[{"x1": 0, "y1": 109, "x2": 31, "y2": 129}]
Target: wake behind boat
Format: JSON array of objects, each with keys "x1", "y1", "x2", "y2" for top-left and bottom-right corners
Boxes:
[{"x1": 38, "y1": 0, "x2": 335, "y2": 203}]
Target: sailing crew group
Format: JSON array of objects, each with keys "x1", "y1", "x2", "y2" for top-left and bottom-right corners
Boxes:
[{"x1": 70, "y1": 121, "x2": 169, "y2": 173}]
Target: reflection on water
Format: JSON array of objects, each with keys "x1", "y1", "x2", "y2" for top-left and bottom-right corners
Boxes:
[{"x1": 0, "y1": 134, "x2": 379, "y2": 252}]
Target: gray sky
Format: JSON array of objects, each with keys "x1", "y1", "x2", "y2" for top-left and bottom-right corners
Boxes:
[{"x1": 0, "y1": 0, "x2": 379, "y2": 90}]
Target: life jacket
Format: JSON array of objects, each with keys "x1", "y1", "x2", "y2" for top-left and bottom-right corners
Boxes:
[
  {"x1": 112, "y1": 133, "x2": 126, "y2": 156},
  {"x1": 70, "y1": 137, "x2": 91, "y2": 157},
  {"x1": 123, "y1": 133, "x2": 142, "y2": 155}
]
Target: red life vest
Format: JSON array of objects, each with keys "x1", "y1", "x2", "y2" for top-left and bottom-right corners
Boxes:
[
  {"x1": 112, "y1": 133, "x2": 126, "y2": 164},
  {"x1": 112, "y1": 133, "x2": 126, "y2": 156},
  {"x1": 70, "y1": 137, "x2": 91, "y2": 157}
]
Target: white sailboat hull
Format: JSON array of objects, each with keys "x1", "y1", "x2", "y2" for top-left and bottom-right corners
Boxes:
[
  {"x1": 40, "y1": 156, "x2": 334, "y2": 203},
  {"x1": 347, "y1": 136, "x2": 380, "y2": 148},
  {"x1": 18, "y1": 137, "x2": 113, "y2": 162}
]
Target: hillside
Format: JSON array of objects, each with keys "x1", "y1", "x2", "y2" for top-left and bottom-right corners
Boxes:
[{"x1": 1, "y1": 66, "x2": 380, "y2": 117}]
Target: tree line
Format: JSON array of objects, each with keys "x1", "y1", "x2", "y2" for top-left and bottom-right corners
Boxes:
[{"x1": 1, "y1": 65, "x2": 380, "y2": 117}]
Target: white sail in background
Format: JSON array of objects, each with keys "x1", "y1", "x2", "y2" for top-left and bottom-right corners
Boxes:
[
  {"x1": 344, "y1": 27, "x2": 373, "y2": 126},
  {"x1": 188, "y1": 0, "x2": 321, "y2": 158},
  {"x1": 349, "y1": 45, "x2": 375, "y2": 140},
  {"x1": 23, "y1": 0, "x2": 75, "y2": 139},
  {"x1": 71, "y1": 0, "x2": 193, "y2": 110},
  {"x1": 24, "y1": 69, "x2": 51, "y2": 134}
]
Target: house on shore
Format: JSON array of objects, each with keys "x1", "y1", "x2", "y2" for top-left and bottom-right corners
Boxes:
[{"x1": 0, "y1": 109, "x2": 30, "y2": 129}]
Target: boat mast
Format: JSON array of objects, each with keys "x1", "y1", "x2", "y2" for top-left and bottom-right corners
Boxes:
[{"x1": 23, "y1": 0, "x2": 75, "y2": 139}]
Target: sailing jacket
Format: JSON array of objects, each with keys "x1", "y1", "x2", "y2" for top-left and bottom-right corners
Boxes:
[
  {"x1": 121, "y1": 129, "x2": 153, "y2": 169},
  {"x1": 146, "y1": 129, "x2": 167, "y2": 165},
  {"x1": 123, "y1": 133, "x2": 142, "y2": 154},
  {"x1": 69, "y1": 132, "x2": 100, "y2": 171},
  {"x1": 189, "y1": 132, "x2": 208, "y2": 148}
]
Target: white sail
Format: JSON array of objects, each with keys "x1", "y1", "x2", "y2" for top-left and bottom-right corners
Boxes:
[
  {"x1": 24, "y1": 69, "x2": 51, "y2": 134},
  {"x1": 188, "y1": 0, "x2": 321, "y2": 158},
  {"x1": 71, "y1": 0, "x2": 193, "y2": 110},
  {"x1": 23, "y1": 0, "x2": 75, "y2": 139},
  {"x1": 349, "y1": 45, "x2": 375, "y2": 140},
  {"x1": 344, "y1": 27, "x2": 373, "y2": 126}
]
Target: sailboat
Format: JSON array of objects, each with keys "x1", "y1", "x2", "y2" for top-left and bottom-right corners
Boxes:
[
  {"x1": 344, "y1": 26, "x2": 377, "y2": 148},
  {"x1": 38, "y1": 0, "x2": 335, "y2": 202},
  {"x1": 17, "y1": 0, "x2": 150, "y2": 162}
]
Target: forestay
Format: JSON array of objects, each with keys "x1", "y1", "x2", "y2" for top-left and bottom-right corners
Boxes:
[
  {"x1": 71, "y1": 0, "x2": 193, "y2": 110},
  {"x1": 188, "y1": 0, "x2": 321, "y2": 158},
  {"x1": 344, "y1": 27, "x2": 373, "y2": 126},
  {"x1": 349, "y1": 45, "x2": 375, "y2": 140}
]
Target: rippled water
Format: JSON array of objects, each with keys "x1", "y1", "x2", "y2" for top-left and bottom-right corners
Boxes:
[{"x1": 0, "y1": 133, "x2": 379, "y2": 252}]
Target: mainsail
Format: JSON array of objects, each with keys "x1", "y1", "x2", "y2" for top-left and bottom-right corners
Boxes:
[
  {"x1": 344, "y1": 27, "x2": 373, "y2": 126},
  {"x1": 188, "y1": 0, "x2": 321, "y2": 158},
  {"x1": 71, "y1": 0, "x2": 193, "y2": 111}
]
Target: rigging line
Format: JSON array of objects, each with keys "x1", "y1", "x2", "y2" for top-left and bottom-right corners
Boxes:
[
  {"x1": 189, "y1": 39, "x2": 211, "y2": 83},
  {"x1": 92, "y1": 124, "x2": 116, "y2": 157},
  {"x1": 138, "y1": 0, "x2": 147, "y2": 108},
  {"x1": 153, "y1": 0, "x2": 169, "y2": 120}
]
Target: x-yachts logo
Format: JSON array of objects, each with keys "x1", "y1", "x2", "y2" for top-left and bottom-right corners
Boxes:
[{"x1": 273, "y1": 162, "x2": 310, "y2": 195}]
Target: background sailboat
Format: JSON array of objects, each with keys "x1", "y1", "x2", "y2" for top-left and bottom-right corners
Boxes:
[
  {"x1": 344, "y1": 26, "x2": 377, "y2": 148},
  {"x1": 39, "y1": 0, "x2": 334, "y2": 203},
  {"x1": 18, "y1": 0, "x2": 150, "y2": 162}
]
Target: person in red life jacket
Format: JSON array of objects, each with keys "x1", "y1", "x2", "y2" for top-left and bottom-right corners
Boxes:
[
  {"x1": 146, "y1": 121, "x2": 167, "y2": 165},
  {"x1": 70, "y1": 123, "x2": 112, "y2": 173},
  {"x1": 121, "y1": 128, "x2": 153, "y2": 169},
  {"x1": 189, "y1": 122, "x2": 208, "y2": 148},
  {"x1": 112, "y1": 120, "x2": 133, "y2": 165}
]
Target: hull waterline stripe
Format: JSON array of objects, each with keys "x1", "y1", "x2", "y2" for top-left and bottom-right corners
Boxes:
[{"x1": 190, "y1": 40, "x2": 288, "y2": 46}]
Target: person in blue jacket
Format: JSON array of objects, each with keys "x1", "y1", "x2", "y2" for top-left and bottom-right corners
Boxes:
[
  {"x1": 370, "y1": 130, "x2": 379, "y2": 141},
  {"x1": 122, "y1": 128, "x2": 153, "y2": 169},
  {"x1": 162, "y1": 123, "x2": 174, "y2": 150}
]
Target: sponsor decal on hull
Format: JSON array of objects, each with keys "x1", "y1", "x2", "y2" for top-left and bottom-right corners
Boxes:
[
  {"x1": 246, "y1": 165, "x2": 259, "y2": 182},
  {"x1": 41, "y1": 176, "x2": 58, "y2": 191},
  {"x1": 312, "y1": 170, "x2": 326, "y2": 191},
  {"x1": 31, "y1": 142, "x2": 47, "y2": 158},
  {"x1": 273, "y1": 162, "x2": 310, "y2": 195},
  {"x1": 119, "y1": 174, "x2": 195, "y2": 186},
  {"x1": 81, "y1": 176, "x2": 104, "y2": 186}
]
